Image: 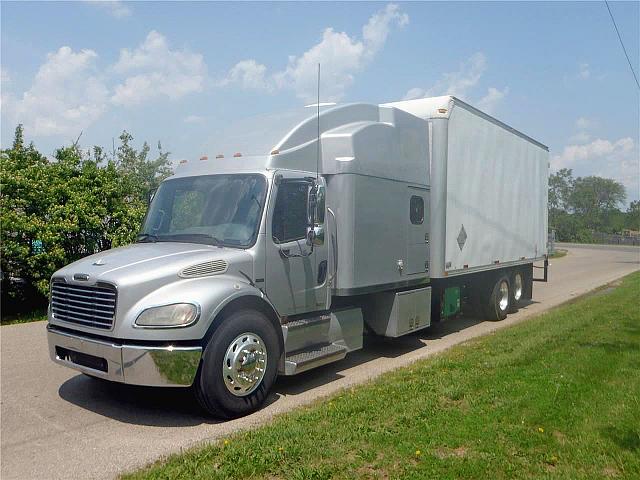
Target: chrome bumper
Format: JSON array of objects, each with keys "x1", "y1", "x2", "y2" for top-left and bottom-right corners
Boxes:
[{"x1": 47, "y1": 325, "x2": 202, "y2": 387}]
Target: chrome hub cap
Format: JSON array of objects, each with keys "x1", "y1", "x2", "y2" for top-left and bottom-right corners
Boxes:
[
  {"x1": 498, "y1": 280, "x2": 509, "y2": 312},
  {"x1": 513, "y1": 273, "x2": 523, "y2": 302},
  {"x1": 223, "y1": 332, "x2": 267, "y2": 396}
]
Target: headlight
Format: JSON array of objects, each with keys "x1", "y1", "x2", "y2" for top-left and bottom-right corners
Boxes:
[{"x1": 135, "y1": 303, "x2": 199, "y2": 328}]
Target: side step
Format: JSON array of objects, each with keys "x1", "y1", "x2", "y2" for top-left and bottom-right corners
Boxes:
[{"x1": 284, "y1": 343, "x2": 347, "y2": 376}]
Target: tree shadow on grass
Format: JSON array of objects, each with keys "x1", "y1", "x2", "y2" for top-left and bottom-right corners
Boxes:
[{"x1": 601, "y1": 426, "x2": 640, "y2": 452}]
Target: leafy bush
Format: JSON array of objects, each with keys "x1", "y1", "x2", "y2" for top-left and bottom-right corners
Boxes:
[{"x1": 0, "y1": 125, "x2": 171, "y2": 305}]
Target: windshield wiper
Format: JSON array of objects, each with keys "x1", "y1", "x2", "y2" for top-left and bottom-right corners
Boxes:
[
  {"x1": 136, "y1": 233, "x2": 159, "y2": 243},
  {"x1": 164, "y1": 233, "x2": 223, "y2": 247}
]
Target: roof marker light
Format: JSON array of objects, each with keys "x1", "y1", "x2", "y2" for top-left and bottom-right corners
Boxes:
[
  {"x1": 179, "y1": 159, "x2": 188, "y2": 164},
  {"x1": 216, "y1": 154, "x2": 224, "y2": 159},
  {"x1": 270, "y1": 149, "x2": 280, "y2": 155},
  {"x1": 438, "y1": 108, "x2": 448, "y2": 114},
  {"x1": 233, "y1": 152, "x2": 242, "y2": 158},
  {"x1": 200, "y1": 155, "x2": 208, "y2": 161}
]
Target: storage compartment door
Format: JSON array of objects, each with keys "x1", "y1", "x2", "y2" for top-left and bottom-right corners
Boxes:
[{"x1": 406, "y1": 188, "x2": 430, "y2": 275}]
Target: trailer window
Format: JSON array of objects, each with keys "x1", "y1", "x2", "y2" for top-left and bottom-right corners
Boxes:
[
  {"x1": 410, "y1": 196, "x2": 424, "y2": 225},
  {"x1": 272, "y1": 182, "x2": 308, "y2": 243}
]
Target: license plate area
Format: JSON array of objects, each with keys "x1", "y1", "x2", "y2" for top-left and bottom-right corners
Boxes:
[{"x1": 55, "y1": 346, "x2": 108, "y2": 372}]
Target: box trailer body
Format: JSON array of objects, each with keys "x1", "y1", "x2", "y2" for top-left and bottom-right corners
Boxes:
[
  {"x1": 385, "y1": 96, "x2": 548, "y2": 279},
  {"x1": 47, "y1": 96, "x2": 549, "y2": 418}
]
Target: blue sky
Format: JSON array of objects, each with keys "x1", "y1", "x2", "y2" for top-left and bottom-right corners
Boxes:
[{"x1": 1, "y1": 1, "x2": 638, "y2": 203}]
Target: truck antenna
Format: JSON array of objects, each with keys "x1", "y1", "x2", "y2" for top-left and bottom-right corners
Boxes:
[{"x1": 316, "y1": 62, "x2": 320, "y2": 181}]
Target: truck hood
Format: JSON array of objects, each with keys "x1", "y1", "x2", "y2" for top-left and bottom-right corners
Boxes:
[{"x1": 53, "y1": 242, "x2": 253, "y2": 287}]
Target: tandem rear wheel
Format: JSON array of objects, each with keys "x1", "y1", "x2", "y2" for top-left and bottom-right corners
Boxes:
[
  {"x1": 480, "y1": 268, "x2": 528, "y2": 320},
  {"x1": 483, "y1": 274, "x2": 511, "y2": 321},
  {"x1": 193, "y1": 309, "x2": 280, "y2": 419}
]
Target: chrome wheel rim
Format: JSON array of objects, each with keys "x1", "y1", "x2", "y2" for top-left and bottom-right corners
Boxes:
[
  {"x1": 223, "y1": 332, "x2": 267, "y2": 397},
  {"x1": 513, "y1": 273, "x2": 523, "y2": 302},
  {"x1": 498, "y1": 280, "x2": 509, "y2": 312}
]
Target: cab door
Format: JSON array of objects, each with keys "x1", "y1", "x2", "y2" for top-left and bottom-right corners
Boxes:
[{"x1": 265, "y1": 171, "x2": 329, "y2": 316}]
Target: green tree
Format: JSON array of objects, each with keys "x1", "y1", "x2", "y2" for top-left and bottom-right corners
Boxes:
[
  {"x1": 569, "y1": 176, "x2": 626, "y2": 232},
  {"x1": 548, "y1": 168, "x2": 574, "y2": 213},
  {"x1": 626, "y1": 200, "x2": 640, "y2": 231},
  {"x1": 116, "y1": 131, "x2": 171, "y2": 202},
  {"x1": 0, "y1": 126, "x2": 172, "y2": 301}
]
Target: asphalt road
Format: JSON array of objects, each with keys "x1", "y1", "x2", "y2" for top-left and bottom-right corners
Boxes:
[{"x1": 2, "y1": 245, "x2": 639, "y2": 480}]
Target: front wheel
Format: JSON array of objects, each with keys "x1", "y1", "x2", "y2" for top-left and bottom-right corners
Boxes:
[{"x1": 194, "y1": 309, "x2": 280, "y2": 419}]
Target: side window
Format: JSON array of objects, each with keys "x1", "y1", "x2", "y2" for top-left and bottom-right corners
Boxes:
[
  {"x1": 410, "y1": 195, "x2": 424, "y2": 225},
  {"x1": 272, "y1": 182, "x2": 308, "y2": 243}
]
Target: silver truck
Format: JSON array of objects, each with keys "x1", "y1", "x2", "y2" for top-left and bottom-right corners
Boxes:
[{"x1": 47, "y1": 96, "x2": 549, "y2": 418}]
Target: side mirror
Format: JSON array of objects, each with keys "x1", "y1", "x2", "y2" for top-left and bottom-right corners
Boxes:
[
  {"x1": 147, "y1": 188, "x2": 157, "y2": 206},
  {"x1": 307, "y1": 184, "x2": 318, "y2": 227}
]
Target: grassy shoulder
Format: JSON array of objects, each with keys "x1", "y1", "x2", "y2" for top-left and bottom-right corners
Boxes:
[
  {"x1": 125, "y1": 272, "x2": 640, "y2": 480},
  {"x1": 549, "y1": 249, "x2": 568, "y2": 259},
  {"x1": 1, "y1": 308, "x2": 47, "y2": 326}
]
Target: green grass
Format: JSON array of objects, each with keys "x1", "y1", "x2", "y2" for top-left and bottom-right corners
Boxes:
[
  {"x1": 1, "y1": 308, "x2": 47, "y2": 326},
  {"x1": 549, "y1": 249, "x2": 568, "y2": 259},
  {"x1": 125, "y1": 272, "x2": 640, "y2": 480}
]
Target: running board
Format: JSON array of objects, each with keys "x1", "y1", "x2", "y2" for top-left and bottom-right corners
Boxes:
[{"x1": 283, "y1": 343, "x2": 348, "y2": 375}]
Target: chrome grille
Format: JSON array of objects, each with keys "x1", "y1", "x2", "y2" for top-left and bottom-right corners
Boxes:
[{"x1": 50, "y1": 280, "x2": 116, "y2": 330}]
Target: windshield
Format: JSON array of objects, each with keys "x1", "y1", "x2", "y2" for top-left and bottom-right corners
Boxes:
[{"x1": 139, "y1": 174, "x2": 267, "y2": 247}]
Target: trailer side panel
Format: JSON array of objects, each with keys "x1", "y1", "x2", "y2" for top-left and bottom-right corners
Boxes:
[{"x1": 441, "y1": 104, "x2": 548, "y2": 276}]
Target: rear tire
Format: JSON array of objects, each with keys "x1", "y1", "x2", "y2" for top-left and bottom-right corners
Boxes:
[
  {"x1": 483, "y1": 275, "x2": 511, "y2": 321},
  {"x1": 509, "y1": 270, "x2": 525, "y2": 312},
  {"x1": 194, "y1": 309, "x2": 280, "y2": 419}
]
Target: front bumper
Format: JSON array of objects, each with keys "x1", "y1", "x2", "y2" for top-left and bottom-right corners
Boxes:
[{"x1": 47, "y1": 325, "x2": 202, "y2": 387}]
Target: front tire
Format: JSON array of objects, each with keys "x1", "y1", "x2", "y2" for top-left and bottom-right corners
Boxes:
[
  {"x1": 194, "y1": 309, "x2": 280, "y2": 419},
  {"x1": 484, "y1": 275, "x2": 511, "y2": 321}
]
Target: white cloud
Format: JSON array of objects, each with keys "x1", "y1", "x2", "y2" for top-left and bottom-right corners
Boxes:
[
  {"x1": 217, "y1": 60, "x2": 272, "y2": 91},
  {"x1": 553, "y1": 137, "x2": 639, "y2": 195},
  {"x1": 568, "y1": 131, "x2": 591, "y2": 144},
  {"x1": 3, "y1": 47, "x2": 108, "y2": 136},
  {"x1": 219, "y1": 3, "x2": 408, "y2": 102},
  {"x1": 477, "y1": 86, "x2": 509, "y2": 114},
  {"x1": 427, "y1": 52, "x2": 487, "y2": 98},
  {"x1": 111, "y1": 30, "x2": 207, "y2": 106},
  {"x1": 575, "y1": 116, "x2": 594, "y2": 130},
  {"x1": 402, "y1": 52, "x2": 508, "y2": 114},
  {"x1": 553, "y1": 137, "x2": 634, "y2": 169},
  {"x1": 183, "y1": 114, "x2": 205, "y2": 124},
  {"x1": 578, "y1": 63, "x2": 590, "y2": 79},
  {"x1": 0, "y1": 68, "x2": 10, "y2": 84},
  {"x1": 84, "y1": 1, "x2": 132, "y2": 18}
]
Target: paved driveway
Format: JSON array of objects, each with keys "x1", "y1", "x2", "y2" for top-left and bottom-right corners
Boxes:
[{"x1": 1, "y1": 244, "x2": 638, "y2": 480}]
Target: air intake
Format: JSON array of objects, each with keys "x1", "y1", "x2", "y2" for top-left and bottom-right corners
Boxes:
[{"x1": 180, "y1": 259, "x2": 228, "y2": 278}]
